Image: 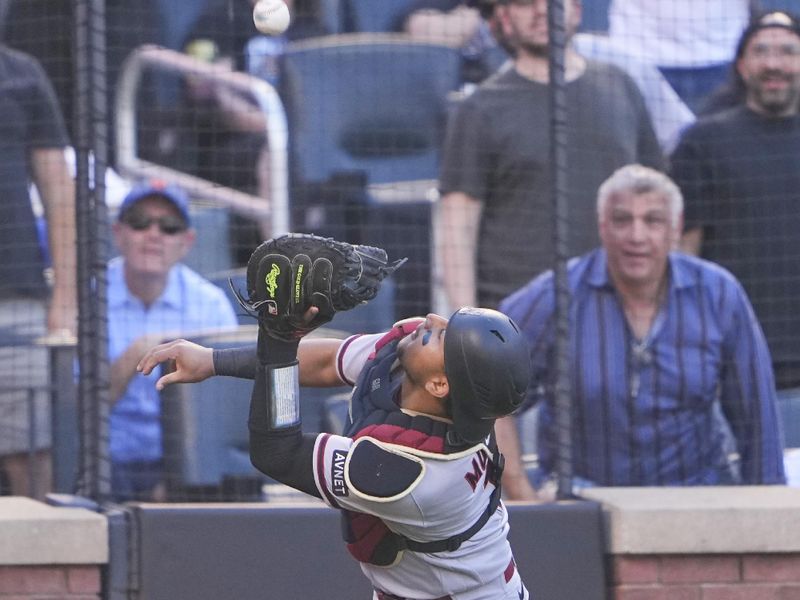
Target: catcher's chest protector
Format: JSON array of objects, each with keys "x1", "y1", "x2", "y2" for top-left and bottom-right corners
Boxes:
[
  {"x1": 340, "y1": 337, "x2": 499, "y2": 566},
  {"x1": 345, "y1": 334, "x2": 407, "y2": 438}
]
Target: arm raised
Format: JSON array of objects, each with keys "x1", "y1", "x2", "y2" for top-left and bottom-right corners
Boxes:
[{"x1": 137, "y1": 336, "x2": 347, "y2": 390}]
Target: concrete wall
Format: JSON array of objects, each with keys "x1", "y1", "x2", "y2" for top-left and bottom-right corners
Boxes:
[
  {"x1": 0, "y1": 497, "x2": 106, "y2": 599},
  {"x1": 583, "y1": 487, "x2": 800, "y2": 600},
  {"x1": 3, "y1": 487, "x2": 800, "y2": 600}
]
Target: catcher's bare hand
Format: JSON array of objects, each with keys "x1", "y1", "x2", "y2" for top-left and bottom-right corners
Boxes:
[{"x1": 136, "y1": 338, "x2": 215, "y2": 390}]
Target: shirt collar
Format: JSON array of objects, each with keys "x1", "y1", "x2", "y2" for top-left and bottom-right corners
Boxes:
[
  {"x1": 107, "y1": 256, "x2": 183, "y2": 309},
  {"x1": 585, "y1": 248, "x2": 695, "y2": 292}
]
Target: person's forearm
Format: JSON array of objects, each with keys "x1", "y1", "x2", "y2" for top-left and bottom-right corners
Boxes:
[
  {"x1": 439, "y1": 192, "x2": 481, "y2": 310},
  {"x1": 495, "y1": 415, "x2": 538, "y2": 501},
  {"x1": 32, "y1": 148, "x2": 77, "y2": 332},
  {"x1": 110, "y1": 335, "x2": 160, "y2": 403},
  {"x1": 213, "y1": 338, "x2": 344, "y2": 386},
  {"x1": 110, "y1": 353, "x2": 138, "y2": 404},
  {"x1": 213, "y1": 345, "x2": 258, "y2": 379},
  {"x1": 248, "y1": 333, "x2": 320, "y2": 496}
]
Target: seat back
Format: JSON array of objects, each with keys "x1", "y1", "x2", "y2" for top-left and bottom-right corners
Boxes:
[
  {"x1": 342, "y1": 0, "x2": 417, "y2": 32},
  {"x1": 281, "y1": 34, "x2": 462, "y2": 186},
  {"x1": 579, "y1": 0, "x2": 611, "y2": 33}
]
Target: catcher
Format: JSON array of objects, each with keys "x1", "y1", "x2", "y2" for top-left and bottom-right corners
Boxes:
[{"x1": 138, "y1": 234, "x2": 531, "y2": 600}]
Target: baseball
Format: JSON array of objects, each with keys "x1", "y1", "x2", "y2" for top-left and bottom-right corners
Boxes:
[{"x1": 253, "y1": 0, "x2": 291, "y2": 36}]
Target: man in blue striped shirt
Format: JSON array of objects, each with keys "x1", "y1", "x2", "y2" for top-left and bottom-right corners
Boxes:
[{"x1": 497, "y1": 165, "x2": 786, "y2": 499}]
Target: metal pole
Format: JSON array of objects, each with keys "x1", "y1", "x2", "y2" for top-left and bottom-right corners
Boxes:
[
  {"x1": 73, "y1": 0, "x2": 111, "y2": 503},
  {"x1": 548, "y1": 0, "x2": 574, "y2": 500}
]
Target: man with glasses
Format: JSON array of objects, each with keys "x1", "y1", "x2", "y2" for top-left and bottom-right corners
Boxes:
[
  {"x1": 671, "y1": 11, "x2": 800, "y2": 453},
  {"x1": 108, "y1": 182, "x2": 238, "y2": 501}
]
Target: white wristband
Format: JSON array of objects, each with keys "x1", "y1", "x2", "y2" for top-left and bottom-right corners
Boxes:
[{"x1": 268, "y1": 363, "x2": 300, "y2": 428}]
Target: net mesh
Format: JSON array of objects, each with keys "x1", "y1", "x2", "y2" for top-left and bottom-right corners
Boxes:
[{"x1": 0, "y1": 0, "x2": 796, "y2": 502}]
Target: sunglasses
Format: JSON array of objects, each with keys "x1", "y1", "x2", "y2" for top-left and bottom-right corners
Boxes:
[{"x1": 121, "y1": 211, "x2": 188, "y2": 235}]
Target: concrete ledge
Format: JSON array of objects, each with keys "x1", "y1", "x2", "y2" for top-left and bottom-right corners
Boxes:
[
  {"x1": 581, "y1": 486, "x2": 800, "y2": 555},
  {"x1": 0, "y1": 497, "x2": 108, "y2": 565}
]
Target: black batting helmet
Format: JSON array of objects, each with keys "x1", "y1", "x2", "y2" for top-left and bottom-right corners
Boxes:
[{"x1": 444, "y1": 308, "x2": 530, "y2": 444}]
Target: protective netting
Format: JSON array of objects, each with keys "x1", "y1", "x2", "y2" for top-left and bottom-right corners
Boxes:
[{"x1": 0, "y1": 0, "x2": 797, "y2": 503}]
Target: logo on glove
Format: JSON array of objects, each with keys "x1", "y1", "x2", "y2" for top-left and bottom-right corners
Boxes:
[
  {"x1": 294, "y1": 263, "x2": 305, "y2": 304},
  {"x1": 265, "y1": 263, "x2": 281, "y2": 298}
]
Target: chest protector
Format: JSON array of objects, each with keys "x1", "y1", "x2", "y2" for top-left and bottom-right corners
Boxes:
[{"x1": 340, "y1": 333, "x2": 504, "y2": 567}]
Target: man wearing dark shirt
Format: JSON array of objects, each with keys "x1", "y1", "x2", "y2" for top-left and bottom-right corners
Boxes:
[
  {"x1": 671, "y1": 12, "x2": 800, "y2": 434},
  {"x1": 438, "y1": 0, "x2": 663, "y2": 310},
  {"x1": 0, "y1": 45, "x2": 76, "y2": 497}
]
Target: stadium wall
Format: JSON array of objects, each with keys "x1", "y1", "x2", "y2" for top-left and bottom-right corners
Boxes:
[
  {"x1": 3, "y1": 488, "x2": 800, "y2": 599},
  {"x1": 584, "y1": 487, "x2": 800, "y2": 599},
  {"x1": 0, "y1": 497, "x2": 106, "y2": 599}
]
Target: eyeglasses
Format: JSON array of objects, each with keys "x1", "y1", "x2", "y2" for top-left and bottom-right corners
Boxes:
[
  {"x1": 121, "y1": 211, "x2": 188, "y2": 235},
  {"x1": 746, "y1": 42, "x2": 800, "y2": 60}
]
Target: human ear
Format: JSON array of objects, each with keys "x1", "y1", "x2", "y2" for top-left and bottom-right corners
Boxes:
[
  {"x1": 425, "y1": 375, "x2": 450, "y2": 399},
  {"x1": 176, "y1": 228, "x2": 196, "y2": 259}
]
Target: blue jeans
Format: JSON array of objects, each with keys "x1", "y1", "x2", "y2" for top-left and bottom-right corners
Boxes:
[{"x1": 112, "y1": 460, "x2": 164, "y2": 502}]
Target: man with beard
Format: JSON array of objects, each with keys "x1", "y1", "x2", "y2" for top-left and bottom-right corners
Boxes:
[
  {"x1": 670, "y1": 11, "x2": 800, "y2": 444},
  {"x1": 438, "y1": 0, "x2": 663, "y2": 311}
]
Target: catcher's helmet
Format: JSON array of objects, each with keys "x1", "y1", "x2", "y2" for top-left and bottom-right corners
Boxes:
[{"x1": 444, "y1": 308, "x2": 530, "y2": 444}]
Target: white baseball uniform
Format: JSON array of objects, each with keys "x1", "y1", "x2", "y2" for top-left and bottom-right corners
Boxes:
[{"x1": 311, "y1": 328, "x2": 530, "y2": 600}]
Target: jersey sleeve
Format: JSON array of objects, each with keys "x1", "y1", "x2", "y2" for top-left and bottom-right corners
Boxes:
[
  {"x1": 335, "y1": 319, "x2": 425, "y2": 385},
  {"x1": 312, "y1": 434, "x2": 424, "y2": 522},
  {"x1": 312, "y1": 433, "x2": 354, "y2": 508},
  {"x1": 335, "y1": 333, "x2": 384, "y2": 385}
]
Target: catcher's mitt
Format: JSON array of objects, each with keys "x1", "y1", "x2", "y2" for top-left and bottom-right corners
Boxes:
[{"x1": 233, "y1": 233, "x2": 406, "y2": 341}]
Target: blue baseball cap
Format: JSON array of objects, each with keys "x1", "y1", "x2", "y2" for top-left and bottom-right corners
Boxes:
[{"x1": 118, "y1": 181, "x2": 191, "y2": 225}]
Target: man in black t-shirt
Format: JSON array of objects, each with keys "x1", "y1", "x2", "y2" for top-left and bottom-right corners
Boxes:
[
  {"x1": 671, "y1": 11, "x2": 800, "y2": 428},
  {"x1": 0, "y1": 45, "x2": 76, "y2": 498},
  {"x1": 438, "y1": 0, "x2": 663, "y2": 310}
]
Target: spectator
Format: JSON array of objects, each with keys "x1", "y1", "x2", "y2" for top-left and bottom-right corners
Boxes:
[
  {"x1": 497, "y1": 165, "x2": 785, "y2": 500},
  {"x1": 393, "y1": 0, "x2": 507, "y2": 82},
  {"x1": 182, "y1": 0, "x2": 327, "y2": 264},
  {"x1": 697, "y1": 8, "x2": 800, "y2": 115},
  {"x1": 109, "y1": 182, "x2": 238, "y2": 501},
  {"x1": 606, "y1": 0, "x2": 750, "y2": 113},
  {"x1": 0, "y1": 44, "x2": 76, "y2": 499},
  {"x1": 670, "y1": 11, "x2": 800, "y2": 440},
  {"x1": 395, "y1": 0, "x2": 482, "y2": 47},
  {"x1": 438, "y1": 0, "x2": 663, "y2": 310}
]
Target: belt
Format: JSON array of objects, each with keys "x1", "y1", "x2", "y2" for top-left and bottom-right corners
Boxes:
[
  {"x1": 375, "y1": 558, "x2": 516, "y2": 600},
  {"x1": 375, "y1": 591, "x2": 452, "y2": 600}
]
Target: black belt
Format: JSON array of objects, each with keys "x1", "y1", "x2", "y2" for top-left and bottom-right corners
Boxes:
[{"x1": 375, "y1": 592, "x2": 452, "y2": 600}]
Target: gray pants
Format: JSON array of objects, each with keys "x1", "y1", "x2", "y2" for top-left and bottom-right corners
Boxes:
[{"x1": 0, "y1": 298, "x2": 50, "y2": 455}]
